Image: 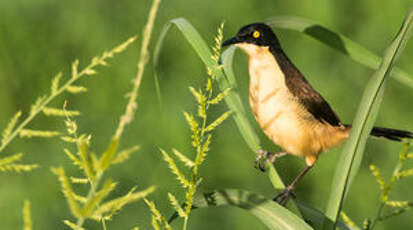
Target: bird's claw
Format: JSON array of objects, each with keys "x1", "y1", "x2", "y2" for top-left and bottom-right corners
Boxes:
[
  {"x1": 273, "y1": 187, "x2": 296, "y2": 206},
  {"x1": 254, "y1": 150, "x2": 286, "y2": 172},
  {"x1": 254, "y1": 150, "x2": 269, "y2": 172}
]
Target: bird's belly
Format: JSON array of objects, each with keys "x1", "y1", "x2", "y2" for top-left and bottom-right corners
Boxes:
[{"x1": 250, "y1": 91, "x2": 325, "y2": 158}]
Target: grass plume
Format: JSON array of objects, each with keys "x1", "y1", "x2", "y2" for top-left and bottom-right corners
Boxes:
[
  {"x1": 340, "y1": 141, "x2": 413, "y2": 230},
  {"x1": 53, "y1": 0, "x2": 161, "y2": 228},
  {"x1": 0, "y1": 35, "x2": 137, "y2": 171},
  {"x1": 114, "y1": 0, "x2": 161, "y2": 140},
  {"x1": 54, "y1": 113, "x2": 155, "y2": 228},
  {"x1": 23, "y1": 200, "x2": 32, "y2": 230},
  {"x1": 148, "y1": 22, "x2": 231, "y2": 230}
]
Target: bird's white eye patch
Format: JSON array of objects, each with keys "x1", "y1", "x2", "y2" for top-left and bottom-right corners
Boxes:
[{"x1": 253, "y1": 30, "x2": 260, "y2": 38}]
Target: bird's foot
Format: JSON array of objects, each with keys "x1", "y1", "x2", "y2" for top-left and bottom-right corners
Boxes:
[
  {"x1": 254, "y1": 149, "x2": 269, "y2": 172},
  {"x1": 273, "y1": 186, "x2": 296, "y2": 206},
  {"x1": 253, "y1": 150, "x2": 286, "y2": 172}
]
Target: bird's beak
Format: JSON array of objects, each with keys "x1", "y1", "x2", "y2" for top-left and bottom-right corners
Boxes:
[{"x1": 222, "y1": 37, "x2": 240, "y2": 47}]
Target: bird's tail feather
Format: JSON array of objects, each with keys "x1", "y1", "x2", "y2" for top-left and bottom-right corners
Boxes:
[{"x1": 344, "y1": 124, "x2": 413, "y2": 142}]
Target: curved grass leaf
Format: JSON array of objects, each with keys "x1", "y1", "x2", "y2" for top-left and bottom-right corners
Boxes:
[
  {"x1": 153, "y1": 18, "x2": 287, "y2": 190},
  {"x1": 294, "y1": 201, "x2": 356, "y2": 230},
  {"x1": 221, "y1": 46, "x2": 238, "y2": 89},
  {"x1": 192, "y1": 189, "x2": 312, "y2": 230},
  {"x1": 266, "y1": 16, "x2": 413, "y2": 89},
  {"x1": 323, "y1": 8, "x2": 413, "y2": 229},
  {"x1": 168, "y1": 190, "x2": 359, "y2": 230}
]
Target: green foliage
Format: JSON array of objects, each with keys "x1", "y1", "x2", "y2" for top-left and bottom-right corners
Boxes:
[
  {"x1": 113, "y1": 0, "x2": 161, "y2": 140},
  {"x1": 0, "y1": 34, "x2": 137, "y2": 172},
  {"x1": 52, "y1": 166, "x2": 83, "y2": 218},
  {"x1": 23, "y1": 200, "x2": 32, "y2": 230},
  {"x1": 50, "y1": 72, "x2": 63, "y2": 95},
  {"x1": 0, "y1": 153, "x2": 37, "y2": 173},
  {"x1": 370, "y1": 142, "x2": 413, "y2": 226},
  {"x1": 168, "y1": 193, "x2": 185, "y2": 218},
  {"x1": 2, "y1": 111, "x2": 21, "y2": 145},
  {"x1": 144, "y1": 199, "x2": 172, "y2": 230},
  {"x1": 111, "y1": 146, "x2": 140, "y2": 165},
  {"x1": 63, "y1": 220, "x2": 84, "y2": 230},
  {"x1": 19, "y1": 129, "x2": 61, "y2": 138},
  {"x1": 54, "y1": 116, "x2": 155, "y2": 227},
  {"x1": 340, "y1": 212, "x2": 359, "y2": 230},
  {"x1": 94, "y1": 186, "x2": 155, "y2": 220},
  {"x1": 324, "y1": 9, "x2": 413, "y2": 229},
  {"x1": 152, "y1": 22, "x2": 233, "y2": 230},
  {"x1": 337, "y1": 142, "x2": 413, "y2": 230},
  {"x1": 42, "y1": 107, "x2": 80, "y2": 117},
  {"x1": 66, "y1": 86, "x2": 88, "y2": 94},
  {"x1": 171, "y1": 148, "x2": 194, "y2": 168},
  {"x1": 190, "y1": 189, "x2": 313, "y2": 230},
  {"x1": 53, "y1": 0, "x2": 161, "y2": 228},
  {"x1": 160, "y1": 149, "x2": 190, "y2": 188}
]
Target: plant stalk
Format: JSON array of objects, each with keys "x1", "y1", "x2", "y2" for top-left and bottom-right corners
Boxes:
[{"x1": 370, "y1": 143, "x2": 409, "y2": 229}]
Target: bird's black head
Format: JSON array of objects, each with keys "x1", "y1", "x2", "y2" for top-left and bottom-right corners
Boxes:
[{"x1": 222, "y1": 23, "x2": 279, "y2": 47}]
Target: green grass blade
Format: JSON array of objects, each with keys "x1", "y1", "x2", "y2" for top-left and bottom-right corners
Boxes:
[
  {"x1": 219, "y1": 47, "x2": 260, "y2": 151},
  {"x1": 221, "y1": 46, "x2": 238, "y2": 89},
  {"x1": 193, "y1": 189, "x2": 313, "y2": 230},
  {"x1": 168, "y1": 189, "x2": 354, "y2": 230},
  {"x1": 266, "y1": 16, "x2": 413, "y2": 89},
  {"x1": 153, "y1": 23, "x2": 173, "y2": 111},
  {"x1": 295, "y1": 201, "x2": 356, "y2": 230},
  {"x1": 323, "y1": 9, "x2": 413, "y2": 229}
]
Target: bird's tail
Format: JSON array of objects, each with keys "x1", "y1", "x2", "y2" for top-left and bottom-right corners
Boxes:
[{"x1": 344, "y1": 124, "x2": 413, "y2": 142}]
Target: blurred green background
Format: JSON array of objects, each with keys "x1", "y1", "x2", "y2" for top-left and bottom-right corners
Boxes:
[{"x1": 0, "y1": 0, "x2": 412, "y2": 229}]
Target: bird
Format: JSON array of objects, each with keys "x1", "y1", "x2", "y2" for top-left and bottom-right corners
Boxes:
[{"x1": 221, "y1": 23, "x2": 413, "y2": 205}]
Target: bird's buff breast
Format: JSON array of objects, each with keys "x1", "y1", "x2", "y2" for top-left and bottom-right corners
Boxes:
[
  {"x1": 243, "y1": 45, "x2": 327, "y2": 161},
  {"x1": 249, "y1": 55, "x2": 302, "y2": 153}
]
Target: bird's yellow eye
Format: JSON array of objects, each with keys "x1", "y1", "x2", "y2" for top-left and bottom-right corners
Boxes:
[{"x1": 253, "y1": 30, "x2": 260, "y2": 38}]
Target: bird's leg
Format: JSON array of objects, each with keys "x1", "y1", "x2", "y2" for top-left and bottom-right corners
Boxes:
[
  {"x1": 273, "y1": 164, "x2": 313, "y2": 205},
  {"x1": 254, "y1": 150, "x2": 287, "y2": 172}
]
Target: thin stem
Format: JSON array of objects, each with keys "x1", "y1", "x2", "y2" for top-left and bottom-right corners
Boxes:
[
  {"x1": 183, "y1": 66, "x2": 216, "y2": 230},
  {"x1": 370, "y1": 203, "x2": 384, "y2": 229},
  {"x1": 102, "y1": 217, "x2": 107, "y2": 230},
  {"x1": 75, "y1": 171, "x2": 104, "y2": 227},
  {"x1": 0, "y1": 37, "x2": 136, "y2": 154},
  {"x1": 378, "y1": 203, "x2": 413, "y2": 221},
  {"x1": 114, "y1": 0, "x2": 161, "y2": 139},
  {"x1": 0, "y1": 63, "x2": 93, "y2": 154},
  {"x1": 73, "y1": 0, "x2": 161, "y2": 227},
  {"x1": 183, "y1": 216, "x2": 188, "y2": 230}
]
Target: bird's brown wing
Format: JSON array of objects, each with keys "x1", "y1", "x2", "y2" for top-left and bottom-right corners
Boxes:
[
  {"x1": 271, "y1": 47, "x2": 342, "y2": 127},
  {"x1": 289, "y1": 77, "x2": 342, "y2": 127}
]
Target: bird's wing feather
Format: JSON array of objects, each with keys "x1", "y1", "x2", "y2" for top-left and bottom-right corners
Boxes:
[
  {"x1": 270, "y1": 47, "x2": 342, "y2": 127},
  {"x1": 290, "y1": 77, "x2": 342, "y2": 126}
]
